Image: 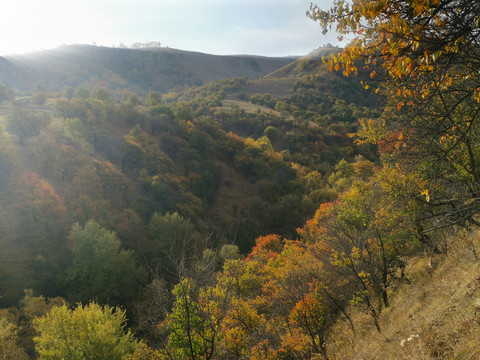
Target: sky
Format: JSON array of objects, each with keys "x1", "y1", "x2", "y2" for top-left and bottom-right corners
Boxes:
[{"x1": 0, "y1": 0, "x2": 341, "y2": 57}]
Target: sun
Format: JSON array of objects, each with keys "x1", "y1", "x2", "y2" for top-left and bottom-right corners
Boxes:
[
  {"x1": 0, "y1": 0, "x2": 102, "y2": 56},
  {"x1": 0, "y1": 1, "x2": 61, "y2": 55},
  {"x1": 0, "y1": 37, "x2": 60, "y2": 56}
]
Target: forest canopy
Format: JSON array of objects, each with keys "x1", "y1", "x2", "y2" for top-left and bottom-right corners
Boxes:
[{"x1": 0, "y1": 1, "x2": 479, "y2": 358}]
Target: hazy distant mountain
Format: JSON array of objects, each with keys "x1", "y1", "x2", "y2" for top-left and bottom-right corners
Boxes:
[{"x1": 0, "y1": 44, "x2": 297, "y2": 94}]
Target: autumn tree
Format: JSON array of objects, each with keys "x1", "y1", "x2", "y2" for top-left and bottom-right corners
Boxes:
[
  {"x1": 122, "y1": 126, "x2": 147, "y2": 173},
  {"x1": 2, "y1": 290, "x2": 67, "y2": 356},
  {"x1": 288, "y1": 281, "x2": 333, "y2": 358},
  {"x1": 125, "y1": 343, "x2": 164, "y2": 360},
  {"x1": 0, "y1": 317, "x2": 29, "y2": 360},
  {"x1": 194, "y1": 234, "x2": 345, "y2": 360},
  {"x1": 30, "y1": 131, "x2": 85, "y2": 182},
  {"x1": 298, "y1": 176, "x2": 418, "y2": 331},
  {"x1": 3, "y1": 172, "x2": 67, "y2": 299},
  {"x1": 254, "y1": 240, "x2": 337, "y2": 359},
  {"x1": 310, "y1": 0, "x2": 480, "y2": 231},
  {"x1": 68, "y1": 165, "x2": 114, "y2": 225},
  {"x1": 12, "y1": 172, "x2": 67, "y2": 239}
]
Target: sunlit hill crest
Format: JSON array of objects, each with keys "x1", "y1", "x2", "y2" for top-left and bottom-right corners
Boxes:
[{"x1": 0, "y1": 44, "x2": 299, "y2": 94}]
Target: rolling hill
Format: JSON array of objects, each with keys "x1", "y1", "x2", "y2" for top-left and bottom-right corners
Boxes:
[{"x1": 0, "y1": 44, "x2": 297, "y2": 94}]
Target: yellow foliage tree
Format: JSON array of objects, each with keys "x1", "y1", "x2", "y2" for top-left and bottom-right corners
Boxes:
[{"x1": 34, "y1": 302, "x2": 139, "y2": 360}]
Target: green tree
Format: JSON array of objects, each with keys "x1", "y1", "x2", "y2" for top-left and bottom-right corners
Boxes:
[
  {"x1": 73, "y1": 86, "x2": 90, "y2": 99},
  {"x1": 92, "y1": 158, "x2": 130, "y2": 209},
  {"x1": 145, "y1": 91, "x2": 162, "y2": 106},
  {"x1": 92, "y1": 87, "x2": 114, "y2": 105},
  {"x1": 163, "y1": 279, "x2": 204, "y2": 359},
  {"x1": 327, "y1": 158, "x2": 355, "y2": 194},
  {"x1": 54, "y1": 98, "x2": 73, "y2": 120},
  {"x1": 121, "y1": 138, "x2": 146, "y2": 173},
  {"x1": 0, "y1": 83, "x2": 13, "y2": 102},
  {"x1": 3, "y1": 290, "x2": 67, "y2": 356},
  {"x1": 63, "y1": 86, "x2": 75, "y2": 100},
  {"x1": 7, "y1": 108, "x2": 48, "y2": 145},
  {"x1": 33, "y1": 302, "x2": 139, "y2": 360},
  {"x1": 147, "y1": 212, "x2": 203, "y2": 279},
  {"x1": 32, "y1": 86, "x2": 47, "y2": 106},
  {"x1": 162, "y1": 278, "x2": 223, "y2": 360},
  {"x1": 263, "y1": 126, "x2": 278, "y2": 141},
  {"x1": 121, "y1": 91, "x2": 142, "y2": 107},
  {"x1": 66, "y1": 220, "x2": 146, "y2": 305},
  {"x1": 0, "y1": 125, "x2": 13, "y2": 191}
]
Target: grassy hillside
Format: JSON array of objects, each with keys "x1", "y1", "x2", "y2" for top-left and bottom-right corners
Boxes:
[
  {"x1": 218, "y1": 47, "x2": 343, "y2": 101},
  {"x1": 263, "y1": 47, "x2": 340, "y2": 80},
  {"x1": 0, "y1": 45, "x2": 296, "y2": 94}
]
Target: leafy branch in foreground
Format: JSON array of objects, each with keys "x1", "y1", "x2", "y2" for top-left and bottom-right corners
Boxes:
[{"x1": 310, "y1": 0, "x2": 480, "y2": 232}]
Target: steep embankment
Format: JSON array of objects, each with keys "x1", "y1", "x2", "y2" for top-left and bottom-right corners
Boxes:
[{"x1": 328, "y1": 229, "x2": 480, "y2": 359}]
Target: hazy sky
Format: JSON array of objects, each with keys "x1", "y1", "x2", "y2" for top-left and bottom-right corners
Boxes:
[{"x1": 0, "y1": 0, "x2": 340, "y2": 57}]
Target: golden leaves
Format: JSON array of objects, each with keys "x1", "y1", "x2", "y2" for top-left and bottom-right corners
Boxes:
[
  {"x1": 317, "y1": 0, "x2": 470, "y2": 91},
  {"x1": 420, "y1": 189, "x2": 430, "y2": 202}
]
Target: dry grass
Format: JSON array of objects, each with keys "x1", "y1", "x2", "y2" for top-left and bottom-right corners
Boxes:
[
  {"x1": 219, "y1": 99, "x2": 283, "y2": 116},
  {"x1": 327, "y1": 229, "x2": 480, "y2": 359},
  {"x1": 241, "y1": 77, "x2": 297, "y2": 98}
]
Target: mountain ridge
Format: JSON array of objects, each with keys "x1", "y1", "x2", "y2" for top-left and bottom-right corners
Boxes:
[{"x1": 0, "y1": 44, "x2": 298, "y2": 95}]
